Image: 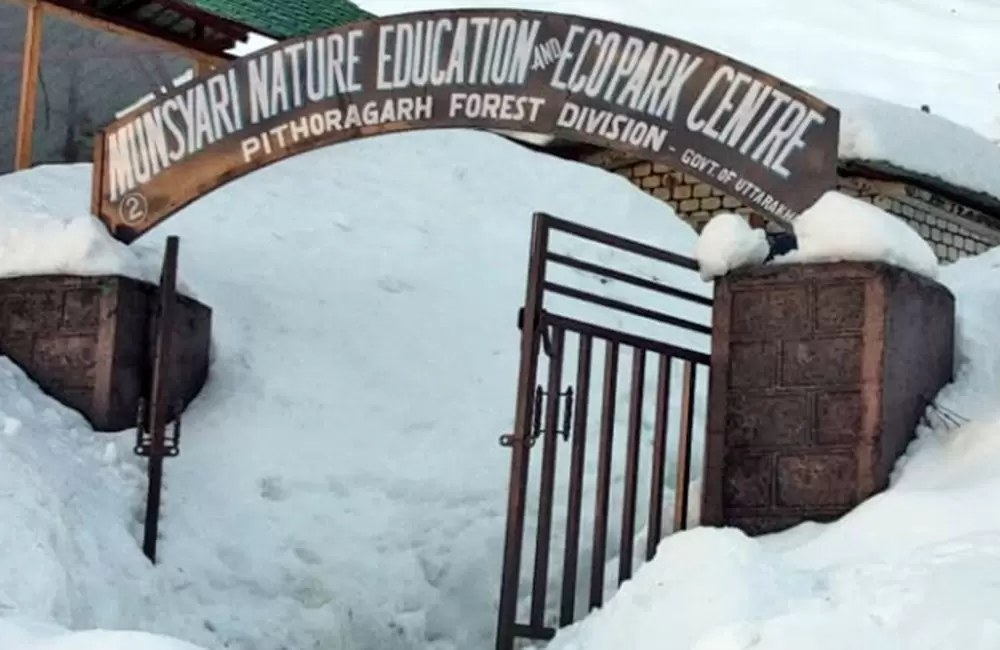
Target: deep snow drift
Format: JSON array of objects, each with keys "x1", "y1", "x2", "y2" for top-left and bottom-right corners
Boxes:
[
  {"x1": 0, "y1": 129, "x2": 710, "y2": 650},
  {"x1": 1, "y1": 0, "x2": 999, "y2": 648}
]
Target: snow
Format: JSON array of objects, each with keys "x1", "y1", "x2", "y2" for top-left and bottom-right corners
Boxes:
[
  {"x1": 694, "y1": 213, "x2": 770, "y2": 281},
  {"x1": 696, "y1": 192, "x2": 939, "y2": 281},
  {"x1": 0, "y1": 1, "x2": 998, "y2": 649},
  {"x1": 815, "y1": 88, "x2": 1000, "y2": 203},
  {"x1": 0, "y1": 170, "x2": 198, "y2": 296},
  {"x1": 786, "y1": 192, "x2": 939, "y2": 279},
  {"x1": 0, "y1": 130, "x2": 709, "y2": 650},
  {"x1": 14, "y1": 630, "x2": 205, "y2": 650},
  {"x1": 0, "y1": 171, "x2": 156, "y2": 283}
]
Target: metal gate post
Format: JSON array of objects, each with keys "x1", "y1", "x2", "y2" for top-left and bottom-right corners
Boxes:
[{"x1": 496, "y1": 213, "x2": 551, "y2": 650}]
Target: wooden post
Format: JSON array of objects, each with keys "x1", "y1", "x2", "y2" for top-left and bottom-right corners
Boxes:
[
  {"x1": 194, "y1": 59, "x2": 215, "y2": 77},
  {"x1": 15, "y1": 0, "x2": 43, "y2": 170}
]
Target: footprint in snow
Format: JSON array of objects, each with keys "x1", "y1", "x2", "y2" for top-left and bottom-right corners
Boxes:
[
  {"x1": 258, "y1": 476, "x2": 289, "y2": 502},
  {"x1": 293, "y1": 545, "x2": 323, "y2": 566},
  {"x1": 377, "y1": 276, "x2": 416, "y2": 294}
]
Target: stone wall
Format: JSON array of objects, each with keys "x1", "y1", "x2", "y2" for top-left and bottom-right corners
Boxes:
[
  {"x1": 702, "y1": 261, "x2": 955, "y2": 535},
  {"x1": 609, "y1": 157, "x2": 1000, "y2": 262},
  {"x1": 0, "y1": 274, "x2": 211, "y2": 431}
]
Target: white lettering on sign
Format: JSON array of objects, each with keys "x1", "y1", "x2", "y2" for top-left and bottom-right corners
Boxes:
[
  {"x1": 448, "y1": 93, "x2": 546, "y2": 122},
  {"x1": 678, "y1": 147, "x2": 796, "y2": 219},
  {"x1": 239, "y1": 96, "x2": 434, "y2": 163},
  {"x1": 556, "y1": 101, "x2": 668, "y2": 152},
  {"x1": 531, "y1": 37, "x2": 562, "y2": 71},
  {"x1": 550, "y1": 26, "x2": 703, "y2": 123},
  {"x1": 107, "y1": 68, "x2": 243, "y2": 203},
  {"x1": 680, "y1": 147, "x2": 721, "y2": 177},
  {"x1": 247, "y1": 29, "x2": 365, "y2": 124},
  {"x1": 686, "y1": 64, "x2": 826, "y2": 179},
  {"x1": 376, "y1": 17, "x2": 541, "y2": 90},
  {"x1": 102, "y1": 11, "x2": 836, "y2": 219}
]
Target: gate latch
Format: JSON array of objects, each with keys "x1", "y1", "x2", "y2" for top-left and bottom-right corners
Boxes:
[{"x1": 500, "y1": 385, "x2": 574, "y2": 448}]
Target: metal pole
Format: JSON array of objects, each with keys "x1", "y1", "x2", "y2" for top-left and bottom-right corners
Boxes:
[{"x1": 141, "y1": 236, "x2": 180, "y2": 563}]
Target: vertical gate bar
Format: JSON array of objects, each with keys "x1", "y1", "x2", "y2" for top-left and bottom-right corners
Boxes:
[
  {"x1": 672, "y1": 361, "x2": 698, "y2": 533},
  {"x1": 588, "y1": 340, "x2": 619, "y2": 610},
  {"x1": 496, "y1": 213, "x2": 550, "y2": 650},
  {"x1": 559, "y1": 333, "x2": 592, "y2": 626},
  {"x1": 646, "y1": 354, "x2": 672, "y2": 561},
  {"x1": 529, "y1": 326, "x2": 567, "y2": 628},
  {"x1": 141, "y1": 236, "x2": 179, "y2": 563},
  {"x1": 617, "y1": 347, "x2": 646, "y2": 585}
]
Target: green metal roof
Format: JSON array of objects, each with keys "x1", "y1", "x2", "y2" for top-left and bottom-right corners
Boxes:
[{"x1": 183, "y1": 0, "x2": 374, "y2": 39}]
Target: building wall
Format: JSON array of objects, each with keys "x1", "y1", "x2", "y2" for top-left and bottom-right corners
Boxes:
[
  {"x1": 613, "y1": 159, "x2": 1000, "y2": 262},
  {"x1": 0, "y1": 1, "x2": 192, "y2": 173}
]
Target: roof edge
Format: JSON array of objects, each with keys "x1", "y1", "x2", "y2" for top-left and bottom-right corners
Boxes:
[{"x1": 840, "y1": 159, "x2": 1000, "y2": 221}]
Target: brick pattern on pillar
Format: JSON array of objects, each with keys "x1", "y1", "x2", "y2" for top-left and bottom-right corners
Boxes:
[{"x1": 701, "y1": 262, "x2": 954, "y2": 536}]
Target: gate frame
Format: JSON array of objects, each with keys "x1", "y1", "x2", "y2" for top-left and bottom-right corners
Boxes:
[{"x1": 495, "y1": 212, "x2": 713, "y2": 650}]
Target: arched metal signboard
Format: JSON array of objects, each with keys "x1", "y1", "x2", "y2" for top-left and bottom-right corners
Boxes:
[{"x1": 90, "y1": 9, "x2": 840, "y2": 242}]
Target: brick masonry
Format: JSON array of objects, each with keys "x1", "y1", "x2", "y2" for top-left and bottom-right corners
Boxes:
[
  {"x1": 701, "y1": 261, "x2": 954, "y2": 535},
  {"x1": 0, "y1": 274, "x2": 212, "y2": 431},
  {"x1": 608, "y1": 158, "x2": 1000, "y2": 262}
]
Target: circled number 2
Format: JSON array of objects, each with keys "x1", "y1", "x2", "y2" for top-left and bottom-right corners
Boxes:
[{"x1": 119, "y1": 193, "x2": 148, "y2": 225}]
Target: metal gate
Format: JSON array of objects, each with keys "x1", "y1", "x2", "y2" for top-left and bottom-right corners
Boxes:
[{"x1": 495, "y1": 212, "x2": 713, "y2": 650}]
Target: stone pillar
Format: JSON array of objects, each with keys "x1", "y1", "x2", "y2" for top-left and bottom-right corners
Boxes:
[
  {"x1": 701, "y1": 262, "x2": 954, "y2": 535},
  {"x1": 0, "y1": 274, "x2": 211, "y2": 432}
]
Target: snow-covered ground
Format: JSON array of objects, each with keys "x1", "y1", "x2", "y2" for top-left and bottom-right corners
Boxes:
[
  {"x1": 1, "y1": 1, "x2": 1000, "y2": 650},
  {"x1": 0, "y1": 131, "x2": 709, "y2": 650}
]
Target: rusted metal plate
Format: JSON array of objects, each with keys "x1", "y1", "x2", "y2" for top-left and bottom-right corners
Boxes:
[{"x1": 92, "y1": 9, "x2": 841, "y2": 242}]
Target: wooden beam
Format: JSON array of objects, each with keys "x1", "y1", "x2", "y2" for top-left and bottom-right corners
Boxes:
[
  {"x1": 194, "y1": 59, "x2": 215, "y2": 77},
  {"x1": 6, "y1": 0, "x2": 233, "y2": 66},
  {"x1": 15, "y1": 0, "x2": 43, "y2": 170}
]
